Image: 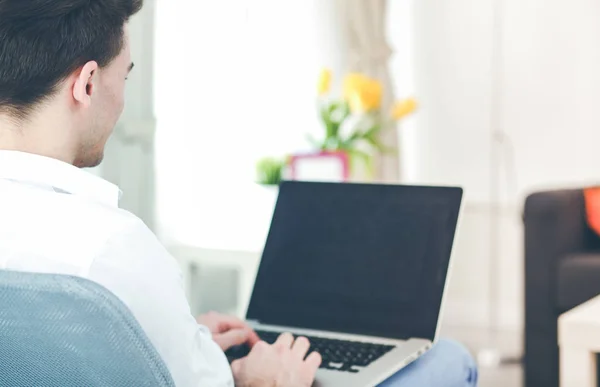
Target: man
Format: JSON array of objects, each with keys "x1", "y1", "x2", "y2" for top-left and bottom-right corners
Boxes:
[{"x1": 0, "y1": 0, "x2": 477, "y2": 386}]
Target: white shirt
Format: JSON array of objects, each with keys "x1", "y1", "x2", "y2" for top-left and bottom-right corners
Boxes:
[{"x1": 0, "y1": 150, "x2": 234, "y2": 387}]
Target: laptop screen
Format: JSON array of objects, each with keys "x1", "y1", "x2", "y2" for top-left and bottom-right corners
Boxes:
[{"x1": 246, "y1": 181, "x2": 462, "y2": 342}]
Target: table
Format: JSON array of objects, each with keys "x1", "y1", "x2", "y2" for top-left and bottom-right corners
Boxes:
[
  {"x1": 167, "y1": 245, "x2": 262, "y2": 318},
  {"x1": 558, "y1": 295, "x2": 600, "y2": 387}
]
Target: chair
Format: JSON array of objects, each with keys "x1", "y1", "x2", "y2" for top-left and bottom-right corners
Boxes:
[
  {"x1": 0, "y1": 269, "x2": 176, "y2": 387},
  {"x1": 524, "y1": 188, "x2": 600, "y2": 387}
]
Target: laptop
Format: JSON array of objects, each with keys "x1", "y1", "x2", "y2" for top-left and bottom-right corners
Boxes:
[{"x1": 226, "y1": 181, "x2": 463, "y2": 387}]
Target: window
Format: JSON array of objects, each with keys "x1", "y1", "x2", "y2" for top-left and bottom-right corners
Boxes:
[{"x1": 154, "y1": 0, "x2": 320, "y2": 250}]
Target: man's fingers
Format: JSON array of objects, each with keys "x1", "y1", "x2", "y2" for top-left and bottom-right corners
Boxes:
[
  {"x1": 215, "y1": 314, "x2": 260, "y2": 345},
  {"x1": 214, "y1": 313, "x2": 251, "y2": 332},
  {"x1": 305, "y1": 351, "x2": 323, "y2": 372},
  {"x1": 213, "y1": 328, "x2": 251, "y2": 351},
  {"x1": 230, "y1": 358, "x2": 243, "y2": 374},
  {"x1": 291, "y1": 336, "x2": 311, "y2": 358},
  {"x1": 274, "y1": 332, "x2": 294, "y2": 350},
  {"x1": 250, "y1": 340, "x2": 269, "y2": 353},
  {"x1": 246, "y1": 329, "x2": 261, "y2": 347}
]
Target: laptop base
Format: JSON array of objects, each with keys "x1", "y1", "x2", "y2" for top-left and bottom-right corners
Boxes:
[{"x1": 241, "y1": 323, "x2": 432, "y2": 387}]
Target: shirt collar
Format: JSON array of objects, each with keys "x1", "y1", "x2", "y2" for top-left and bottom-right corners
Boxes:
[{"x1": 0, "y1": 150, "x2": 121, "y2": 208}]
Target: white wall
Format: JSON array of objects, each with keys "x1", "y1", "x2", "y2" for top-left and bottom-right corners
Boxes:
[
  {"x1": 404, "y1": 0, "x2": 600, "y2": 204},
  {"x1": 400, "y1": 0, "x2": 495, "y2": 202},
  {"x1": 396, "y1": 0, "x2": 600, "y2": 330},
  {"x1": 502, "y1": 0, "x2": 600, "y2": 196}
]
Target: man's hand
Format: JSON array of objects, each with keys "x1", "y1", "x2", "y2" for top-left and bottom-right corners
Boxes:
[
  {"x1": 232, "y1": 332, "x2": 322, "y2": 387},
  {"x1": 197, "y1": 311, "x2": 260, "y2": 351}
]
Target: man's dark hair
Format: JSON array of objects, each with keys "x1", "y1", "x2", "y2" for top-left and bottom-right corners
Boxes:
[{"x1": 0, "y1": 0, "x2": 143, "y2": 120}]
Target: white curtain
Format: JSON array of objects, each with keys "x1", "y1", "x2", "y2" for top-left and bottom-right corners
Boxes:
[
  {"x1": 315, "y1": 0, "x2": 399, "y2": 182},
  {"x1": 101, "y1": 0, "x2": 157, "y2": 230}
]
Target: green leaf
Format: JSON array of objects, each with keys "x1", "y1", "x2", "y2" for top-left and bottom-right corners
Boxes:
[
  {"x1": 330, "y1": 122, "x2": 341, "y2": 138},
  {"x1": 349, "y1": 131, "x2": 365, "y2": 142},
  {"x1": 326, "y1": 135, "x2": 344, "y2": 150},
  {"x1": 362, "y1": 135, "x2": 383, "y2": 149},
  {"x1": 347, "y1": 148, "x2": 371, "y2": 163},
  {"x1": 337, "y1": 101, "x2": 351, "y2": 121},
  {"x1": 327, "y1": 101, "x2": 351, "y2": 137},
  {"x1": 306, "y1": 134, "x2": 322, "y2": 149},
  {"x1": 361, "y1": 125, "x2": 398, "y2": 154},
  {"x1": 369, "y1": 139, "x2": 396, "y2": 154},
  {"x1": 317, "y1": 100, "x2": 354, "y2": 151},
  {"x1": 345, "y1": 148, "x2": 374, "y2": 175},
  {"x1": 319, "y1": 105, "x2": 334, "y2": 138}
]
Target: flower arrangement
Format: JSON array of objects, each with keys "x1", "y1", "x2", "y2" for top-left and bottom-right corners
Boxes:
[{"x1": 309, "y1": 68, "x2": 417, "y2": 172}]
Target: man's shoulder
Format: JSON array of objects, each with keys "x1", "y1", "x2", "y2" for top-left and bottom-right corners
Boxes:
[
  {"x1": 52, "y1": 190, "x2": 147, "y2": 234},
  {"x1": 85, "y1": 204, "x2": 161, "y2": 255},
  {"x1": 36, "y1": 191, "x2": 156, "y2": 259},
  {"x1": 0, "y1": 184, "x2": 160, "y2": 275},
  {"x1": 88, "y1": 203, "x2": 148, "y2": 235},
  {"x1": 91, "y1": 205, "x2": 180, "y2": 281}
]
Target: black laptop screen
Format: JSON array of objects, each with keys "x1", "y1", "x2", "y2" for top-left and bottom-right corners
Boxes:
[{"x1": 246, "y1": 181, "x2": 462, "y2": 341}]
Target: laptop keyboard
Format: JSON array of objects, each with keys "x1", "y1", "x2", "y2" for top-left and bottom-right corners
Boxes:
[{"x1": 225, "y1": 330, "x2": 396, "y2": 373}]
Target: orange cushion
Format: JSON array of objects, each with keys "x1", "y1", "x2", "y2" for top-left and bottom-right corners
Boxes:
[{"x1": 584, "y1": 187, "x2": 600, "y2": 236}]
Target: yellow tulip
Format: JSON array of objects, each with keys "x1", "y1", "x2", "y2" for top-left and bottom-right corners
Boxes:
[
  {"x1": 343, "y1": 73, "x2": 383, "y2": 113},
  {"x1": 343, "y1": 73, "x2": 368, "y2": 101},
  {"x1": 391, "y1": 98, "x2": 418, "y2": 120},
  {"x1": 349, "y1": 82, "x2": 382, "y2": 113},
  {"x1": 318, "y1": 68, "x2": 332, "y2": 95}
]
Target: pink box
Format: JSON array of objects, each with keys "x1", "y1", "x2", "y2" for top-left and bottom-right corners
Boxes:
[{"x1": 288, "y1": 151, "x2": 350, "y2": 182}]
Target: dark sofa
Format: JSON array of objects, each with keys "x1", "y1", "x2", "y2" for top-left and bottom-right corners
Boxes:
[{"x1": 524, "y1": 188, "x2": 600, "y2": 387}]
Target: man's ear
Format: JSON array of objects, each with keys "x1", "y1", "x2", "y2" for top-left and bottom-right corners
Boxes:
[{"x1": 72, "y1": 61, "x2": 98, "y2": 107}]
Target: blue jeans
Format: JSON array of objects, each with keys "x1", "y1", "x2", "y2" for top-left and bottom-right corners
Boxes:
[{"x1": 379, "y1": 339, "x2": 478, "y2": 387}]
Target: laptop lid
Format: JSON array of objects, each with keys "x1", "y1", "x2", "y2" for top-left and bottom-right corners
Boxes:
[{"x1": 246, "y1": 181, "x2": 463, "y2": 342}]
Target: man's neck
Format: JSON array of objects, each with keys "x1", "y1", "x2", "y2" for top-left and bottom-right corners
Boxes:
[{"x1": 0, "y1": 112, "x2": 77, "y2": 165}]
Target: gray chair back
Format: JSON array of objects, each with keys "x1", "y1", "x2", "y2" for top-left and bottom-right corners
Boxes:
[{"x1": 0, "y1": 270, "x2": 175, "y2": 387}]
